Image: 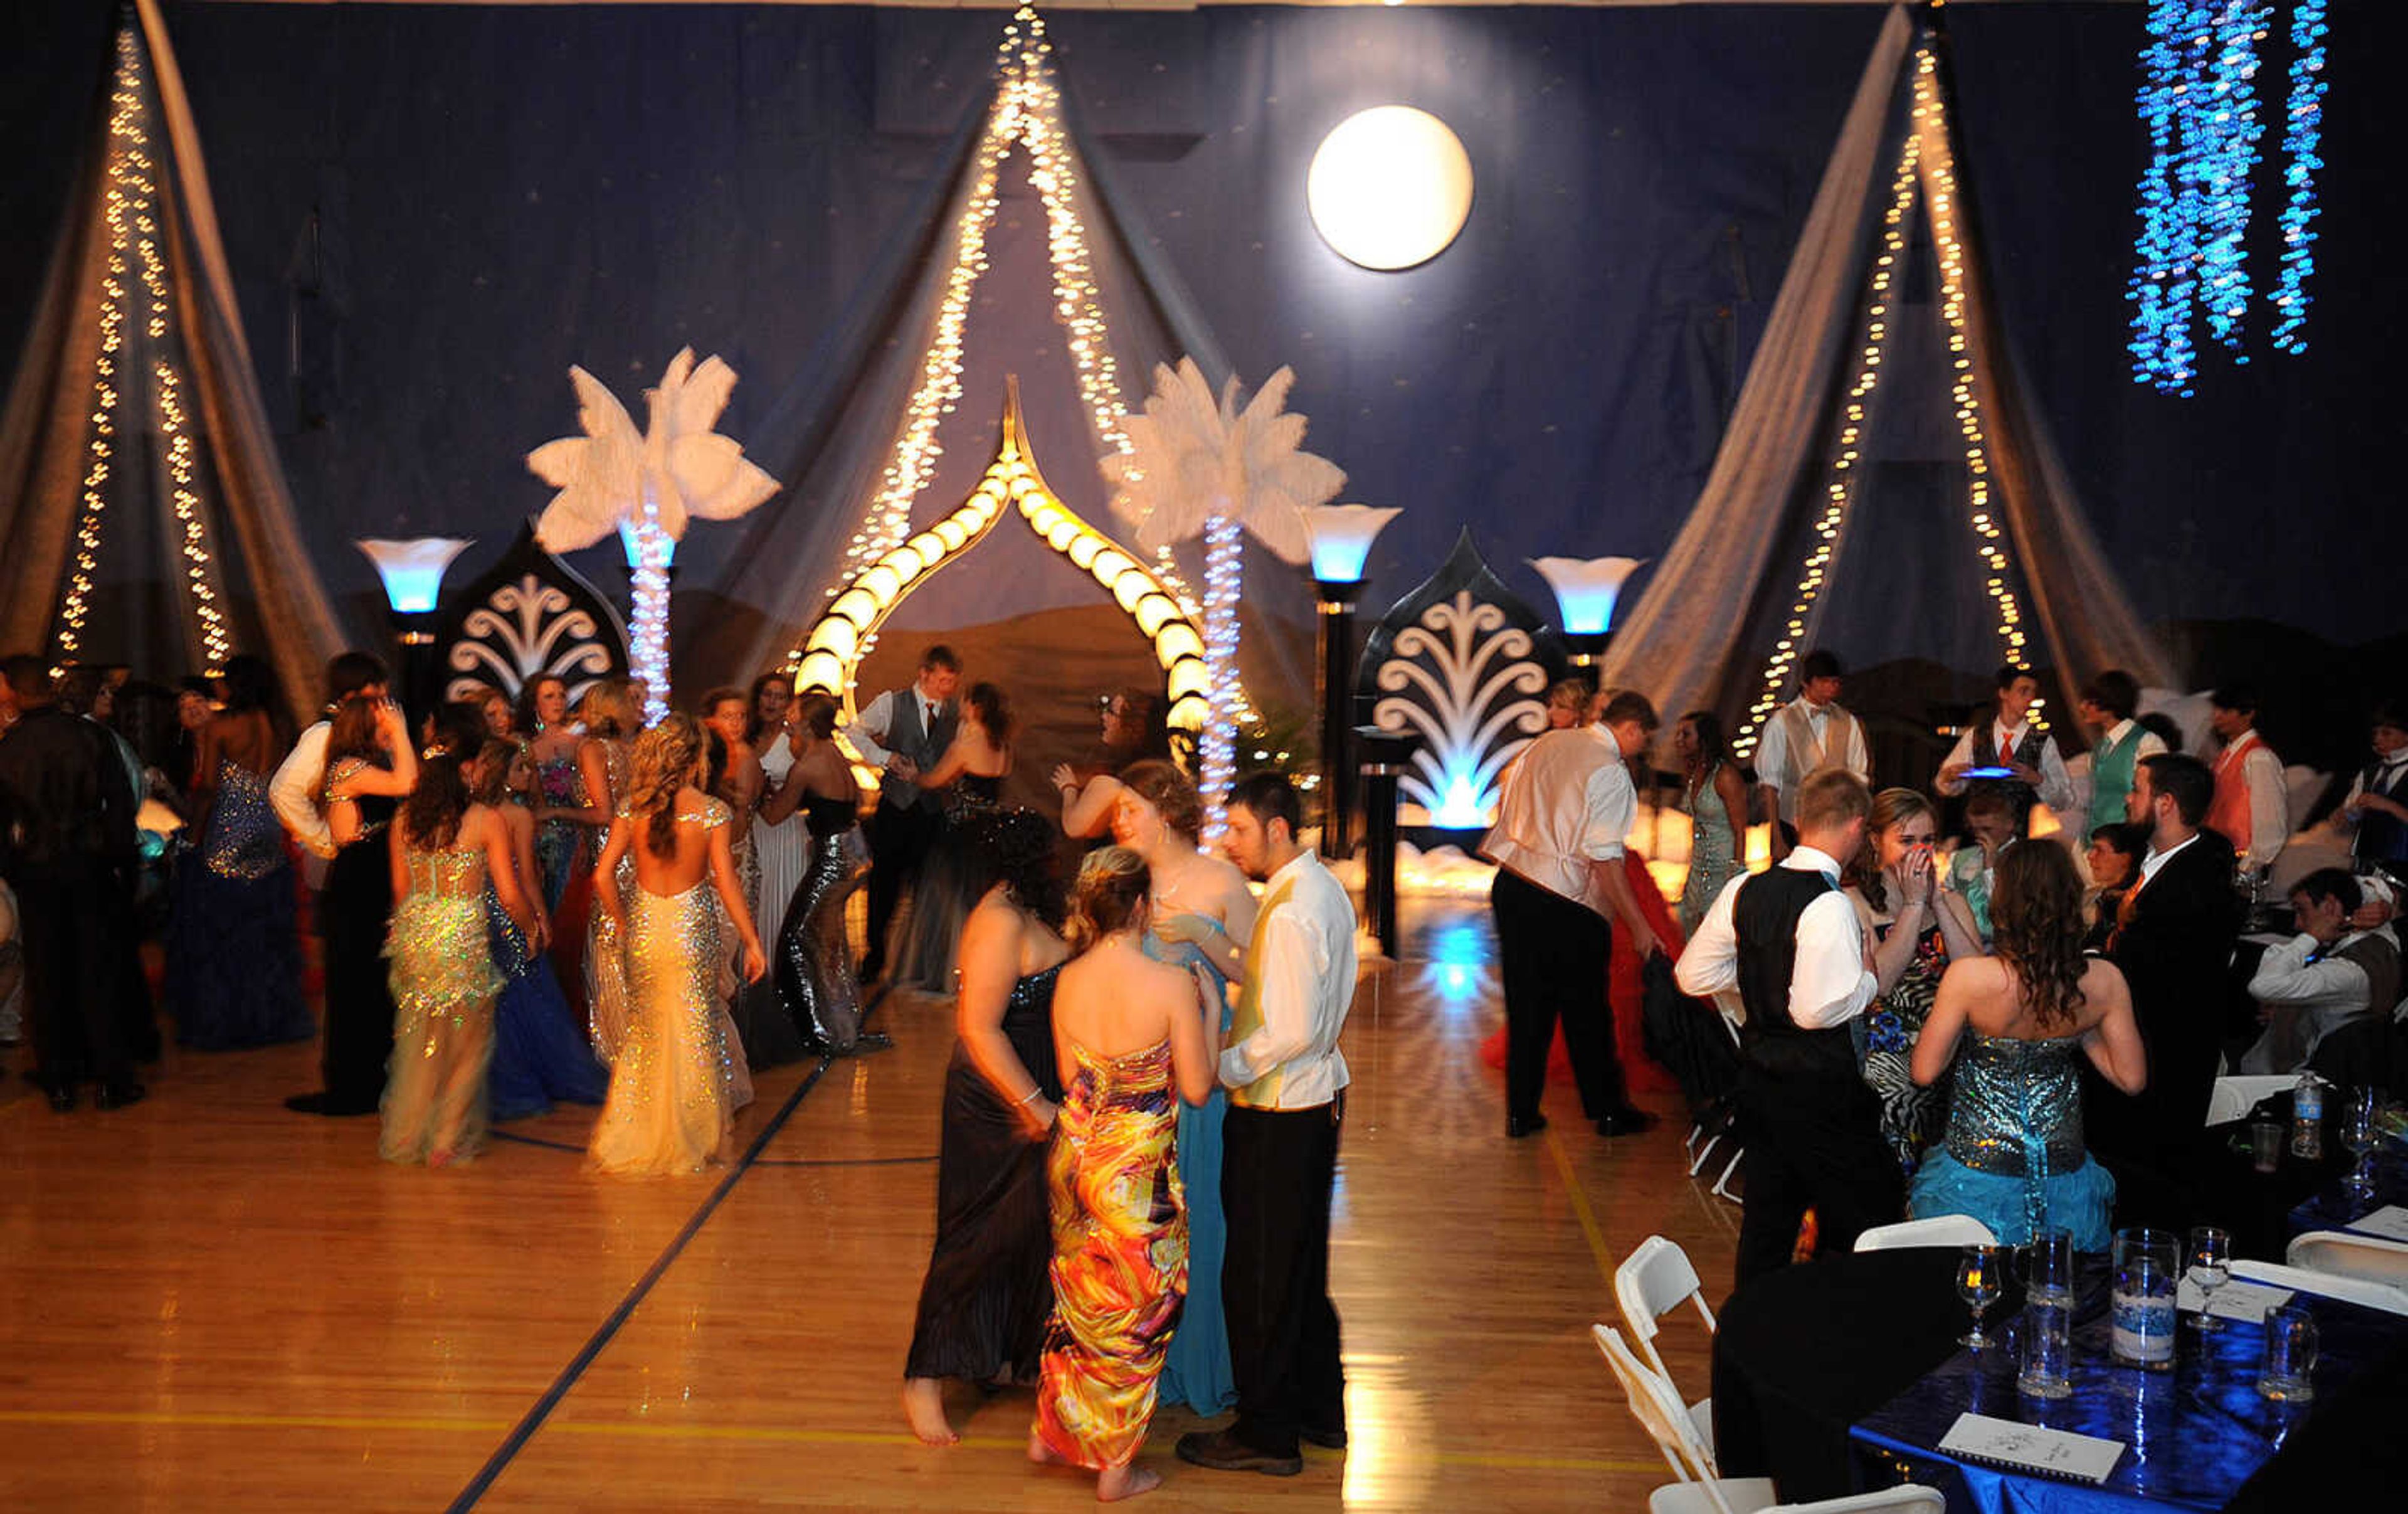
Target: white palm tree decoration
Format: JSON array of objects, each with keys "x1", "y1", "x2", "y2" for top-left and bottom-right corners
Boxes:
[
  {"x1": 1106, "y1": 358, "x2": 1344, "y2": 834},
  {"x1": 528, "y1": 348, "x2": 779, "y2": 724}
]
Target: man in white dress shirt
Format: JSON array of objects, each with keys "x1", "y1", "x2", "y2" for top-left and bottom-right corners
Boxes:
[
  {"x1": 1753, "y1": 650, "x2": 1871, "y2": 857},
  {"x1": 2241, "y1": 869, "x2": 2402, "y2": 1073},
  {"x1": 1936, "y1": 665, "x2": 2074, "y2": 835},
  {"x1": 841, "y1": 643, "x2": 961, "y2": 981},
  {"x1": 1677, "y1": 769, "x2": 1897, "y2": 1283},
  {"x1": 267, "y1": 651, "x2": 391, "y2": 864},
  {"x1": 1177, "y1": 772, "x2": 1358, "y2": 1478},
  {"x1": 2072, "y1": 669, "x2": 2165, "y2": 842},
  {"x1": 1480, "y1": 689, "x2": 1666, "y2": 1140}
]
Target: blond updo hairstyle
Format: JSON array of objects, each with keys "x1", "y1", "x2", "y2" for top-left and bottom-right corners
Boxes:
[
  {"x1": 627, "y1": 712, "x2": 704, "y2": 860},
  {"x1": 1069, "y1": 845, "x2": 1152, "y2": 952}
]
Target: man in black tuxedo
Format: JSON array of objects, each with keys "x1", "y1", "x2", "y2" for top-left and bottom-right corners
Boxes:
[{"x1": 2088, "y1": 752, "x2": 2240, "y2": 1214}]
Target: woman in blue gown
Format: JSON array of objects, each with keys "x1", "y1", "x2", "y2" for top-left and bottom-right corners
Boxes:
[
  {"x1": 1907, "y1": 843, "x2": 2148, "y2": 1251},
  {"x1": 1106, "y1": 760, "x2": 1257, "y2": 1415},
  {"x1": 469, "y1": 739, "x2": 607, "y2": 1120},
  {"x1": 168, "y1": 657, "x2": 315, "y2": 1051}
]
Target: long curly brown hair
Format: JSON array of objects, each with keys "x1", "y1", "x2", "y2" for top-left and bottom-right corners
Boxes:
[
  {"x1": 1845, "y1": 788, "x2": 1935, "y2": 913},
  {"x1": 1991, "y1": 842, "x2": 2089, "y2": 1029},
  {"x1": 626, "y1": 714, "x2": 702, "y2": 861}
]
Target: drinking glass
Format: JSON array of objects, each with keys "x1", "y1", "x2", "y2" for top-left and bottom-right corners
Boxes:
[
  {"x1": 2112, "y1": 1227, "x2": 2179, "y2": 1371},
  {"x1": 1957, "y1": 1243, "x2": 2005, "y2": 1350},
  {"x1": 2259, "y1": 1305, "x2": 2320, "y2": 1402},
  {"x1": 2025, "y1": 1227, "x2": 2074, "y2": 1306},
  {"x1": 2018, "y1": 1296, "x2": 2074, "y2": 1399},
  {"x1": 2249, "y1": 1120, "x2": 2285, "y2": 1174},
  {"x1": 2187, "y1": 1225, "x2": 2233, "y2": 1332},
  {"x1": 2342, "y1": 1087, "x2": 2382, "y2": 1195}
]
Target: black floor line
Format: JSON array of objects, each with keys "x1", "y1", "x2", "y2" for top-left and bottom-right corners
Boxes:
[
  {"x1": 489, "y1": 1129, "x2": 587, "y2": 1154},
  {"x1": 443, "y1": 1054, "x2": 832, "y2": 1513}
]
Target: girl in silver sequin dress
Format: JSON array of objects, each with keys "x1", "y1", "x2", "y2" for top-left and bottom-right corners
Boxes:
[{"x1": 382, "y1": 747, "x2": 537, "y2": 1167}]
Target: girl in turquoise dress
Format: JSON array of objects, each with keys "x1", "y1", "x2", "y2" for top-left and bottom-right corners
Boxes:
[
  {"x1": 1108, "y1": 760, "x2": 1257, "y2": 1416},
  {"x1": 1908, "y1": 843, "x2": 2147, "y2": 1249}
]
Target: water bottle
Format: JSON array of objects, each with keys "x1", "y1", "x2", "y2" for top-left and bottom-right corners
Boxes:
[{"x1": 2293, "y1": 1071, "x2": 2325, "y2": 1160}]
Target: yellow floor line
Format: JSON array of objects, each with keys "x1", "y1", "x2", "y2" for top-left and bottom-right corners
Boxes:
[
  {"x1": 1544, "y1": 1125, "x2": 1622, "y2": 1293},
  {"x1": 0, "y1": 1408, "x2": 1660, "y2": 1473}
]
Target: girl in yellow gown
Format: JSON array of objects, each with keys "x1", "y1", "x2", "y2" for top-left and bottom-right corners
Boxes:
[
  {"x1": 587, "y1": 715, "x2": 769, "y2": 1177},
  {"x1": 1030, "y1": 847, "x2": 1221, "y2": 1501}
]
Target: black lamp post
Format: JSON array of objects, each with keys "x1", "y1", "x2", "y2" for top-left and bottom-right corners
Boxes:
[
  {"x1": 1299, "y1": 504, "x2": 1399, "y2": 860},
  {"x1": 1354, "y1": 724, "x2": 1417, "y2": 959},
  {"x1": 356, "y1": 537, "x2": 471, "y2": 726}
]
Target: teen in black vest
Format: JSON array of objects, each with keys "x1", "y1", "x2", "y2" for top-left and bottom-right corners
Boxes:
[
  {"x1": 844, "y1": 645, "x2": 961, "y2": 981},
  {"x1": 1677, "y1": 768, "x2": 1899, "y2": 1284}
]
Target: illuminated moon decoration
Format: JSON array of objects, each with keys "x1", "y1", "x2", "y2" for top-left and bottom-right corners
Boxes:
[
  {"x1": 1307, "y1": 106, "x2": 1475, "y2": 272},
  {"x1": 791, "y1": 382, "x2": 1211, "y2": 748}
]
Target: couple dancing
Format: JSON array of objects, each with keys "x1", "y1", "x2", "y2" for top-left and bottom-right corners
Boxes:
[{"x1": 899, "y1": 772, "x2": 1357, "y2": 1498}]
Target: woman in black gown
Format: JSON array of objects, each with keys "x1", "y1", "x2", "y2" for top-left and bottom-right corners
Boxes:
[
  {"x1": 890, "y1": 684, "x2": 1017, "y2": 992},
  {"x1": 285, "y1": 688, "x2": 417, "y2": 1114},
  {"x1": 900, "y1": 807, "x2": 1072, "y2": 1446},
  {"x1": 771, "y1": 694, "x2": 888, "y2": 1056}
]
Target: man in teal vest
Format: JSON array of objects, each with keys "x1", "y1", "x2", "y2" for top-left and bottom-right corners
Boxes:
[{"x1": 2078, "y1": 669, "x2": 2165, "y2": 842}]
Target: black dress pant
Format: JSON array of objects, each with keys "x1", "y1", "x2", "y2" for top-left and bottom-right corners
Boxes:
[
  {"x1": 1492, "y1": 868, "x2": 1624, "y2": 1124},
  {"x1": 1222, "y1": 1099, "x2": 1347, "y2": 1456},
  {"x1": 11, "y1": 862, "x2": 134, "y2": 1093},
  {"x1": 862, "y1": 800, "x2": 942, "y2": 978},
  {"x1": 1732, "y1": 1065, "x2": 1904, "y2": 1286}
]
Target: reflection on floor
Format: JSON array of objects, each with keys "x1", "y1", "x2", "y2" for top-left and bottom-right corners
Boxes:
[{"x1": 0, "y1": 894, "x2": 1739, "y2": 1510}]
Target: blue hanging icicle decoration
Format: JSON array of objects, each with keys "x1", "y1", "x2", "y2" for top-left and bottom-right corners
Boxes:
[{"x1": 2270, "y1": 0, "x2": 2328, "y2": 354}]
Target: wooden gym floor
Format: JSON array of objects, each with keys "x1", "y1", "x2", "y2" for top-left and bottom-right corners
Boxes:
[{"x1": 0, "y1": 897, "x2": 1740, "y2": 1510}]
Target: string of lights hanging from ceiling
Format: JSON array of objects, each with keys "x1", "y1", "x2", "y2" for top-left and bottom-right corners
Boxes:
[
  {"x1": 2128, "y1": 0, "x2": 2331, "y2": 394},
  {"x1": 56, "y1": 19, "x2": 234, "y2": 677}
]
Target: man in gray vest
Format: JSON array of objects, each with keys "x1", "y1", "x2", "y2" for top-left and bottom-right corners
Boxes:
[
  {"x1": 1677, "y1": 768, "x2": 1894, "y2": 1284},
  {"x1": 844, "y1": 644, "x2": 961, "y2": 982}
]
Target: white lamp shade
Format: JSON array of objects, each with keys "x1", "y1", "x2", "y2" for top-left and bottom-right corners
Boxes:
[
  {"x1": 1307, "y1": 107, "x2": 1474, "y2": 272},
  {"x1": 1300, "y1": 503, "x2": 1401, "y2": 585},
  {"x1": 1531, "y1": 555, "x2": 1648, "y2": 636},
  {"x1": 356, "y1": 537, "x2": 472, "y2": 614}
]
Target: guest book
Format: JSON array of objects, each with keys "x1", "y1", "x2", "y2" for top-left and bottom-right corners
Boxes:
[{"x1": 1938, "y1": 1412, "x2": 2124, "y2": 1484}]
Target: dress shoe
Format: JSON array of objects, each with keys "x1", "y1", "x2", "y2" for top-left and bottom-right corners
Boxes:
[
  {"x1": 1175, "y1": 1429, "x2": 1302, "y2": 1477},
  {"x1": 1595, "y1": 1106, "x2": 1659, "y2": 1138},
  {"x1": 95, "y1": 1081, "x2": 146, "y2": 1111},
  {"x1": 1299, "y1": 1424, "x2": 1349, "y2": 1451},
  {"x1": 46, "y1": 1083, "x2": 78, "y2": 1113},
  {"x1": 1506, "y1": 1113, "x2": 1549, "y2": 1140}
]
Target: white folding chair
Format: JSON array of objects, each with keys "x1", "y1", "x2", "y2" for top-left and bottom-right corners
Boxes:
[
  {"x1": 2286, "y1": 1231, "x2": 2408, "y2": 1291},
  {"x1": 1617, "y1": 1235, "x2": 1719, "y2": 1454},
  {"x1": 1852, "y1": 1215, "x2": 1998, "y2": 1252},
  {"x1": 1687, "y1": 1005, "x2": 1746, "y2": 1203},
  {"x1": 2205, "y1": 1074, "x2": 2292, "y2": 1126},
  {"x1": 2230, "y1": 1259, "x2": 2408, "y2": 1316},
  {"x1": 1592, "y1": 1324, "x2": 1777, "y2": 1514},
  {"x1": 1768, "y1": 1488, "x2": 1946, "y2": 1513}
]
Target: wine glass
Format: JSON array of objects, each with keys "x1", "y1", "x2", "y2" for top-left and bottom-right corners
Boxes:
[
  {"x1": 2188, "y1": 1225, "x2": 2233, "y2": 1333},
  {"x1": 1956, "y1": 1244, "x2": 2005, "y2": 1350},
  {"x1": 2342, "y1": 1088, "x2": 2382, "y2": 1197}
]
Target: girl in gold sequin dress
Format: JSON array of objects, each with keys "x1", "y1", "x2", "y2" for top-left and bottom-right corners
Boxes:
[
  {"x1": 382, "y1": 747, "x2": 537, "y2": 1167},
  {"x1": 588, "y1": 716, "x2": 769, "y2": 1177},
  {"x1": 1029, "y1": 849, "x2": 1221, "y2": 1501}
]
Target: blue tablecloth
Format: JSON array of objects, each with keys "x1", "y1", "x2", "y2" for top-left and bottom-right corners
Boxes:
[
  {"x1": 2284, "y1": 1141, "x2": 2408, "y2": 1241},
  {"x1": 1851, "y1": 1283, "x2": 2408, "y2": 1512}
]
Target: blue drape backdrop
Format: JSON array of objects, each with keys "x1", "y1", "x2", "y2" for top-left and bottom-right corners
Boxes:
[{"x1": 3, "y1": 2, "x2": 2399, "y2": 688}]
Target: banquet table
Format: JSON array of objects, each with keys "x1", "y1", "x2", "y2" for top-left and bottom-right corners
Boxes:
[
  {"x1": 2284, "y1": 1138, "x2": 2408, "y2": 1241},
  {"x1": 1715, "y1": 1248, "x2": 2408, "y2": 1510}
]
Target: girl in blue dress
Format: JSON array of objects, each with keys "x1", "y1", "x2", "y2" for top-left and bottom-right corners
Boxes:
[
  {"x1": 468, "y1": 739, "x2": 607, "y2": 1120},
  {"x1": 1107, "y1": 760, "x2": 1257, "y2": 1415}
]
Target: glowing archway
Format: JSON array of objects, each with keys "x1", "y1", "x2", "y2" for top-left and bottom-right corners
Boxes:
[{"x1": 791, "y1": 381, "x2": 1211, "y2": 743}]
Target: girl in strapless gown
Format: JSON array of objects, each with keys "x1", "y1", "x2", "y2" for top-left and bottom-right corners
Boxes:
[
  {"x1": 1030, "y1": 847, "x2": 1222, "y2": 1502},
  {"x1": 382, "y1": 748, "x2": 537, "y2": 1167},
  {"x1": 588, "y1": 716, "x2": 769, "y2": 1177},
  {"x1": 901, "y1": 808, "x2": 1072, "y2": 1448},
  {"x1": 1906, "y1": 842, "x2": 2148, "y2": 1250}
]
